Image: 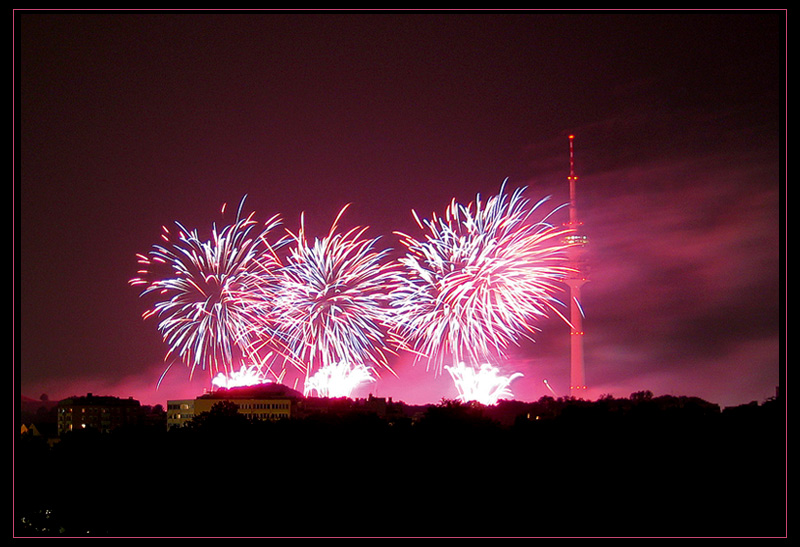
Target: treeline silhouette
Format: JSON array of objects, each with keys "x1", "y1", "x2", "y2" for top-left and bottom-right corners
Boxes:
[{"x1": 16, "y1": 393, "x2": 785, "y2": 537}]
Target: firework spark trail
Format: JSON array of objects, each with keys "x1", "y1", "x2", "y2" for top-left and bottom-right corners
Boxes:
[
  {"x1": 303, "y1": 361, "x2": 377, "y2": 398},
  {"x1": 267, "y1": 205, "x2": 403, "y2": 392},
  {"x1": 445, "y1": 362, "x2": 523, "y2": 405},
  {"x1": 543, "y1": 378, "x2": 559, "y2": 397},
  {"x1": 130, "y1": 196, "x2": 285, "y2": 384},
  {"x1": 389, "y1": 180, "x2": 575, "y2": 375}
]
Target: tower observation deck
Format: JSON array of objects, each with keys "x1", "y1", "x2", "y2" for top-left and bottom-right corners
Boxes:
[{"x1": 563, "y1": 135, "x2": 588, "y2": 397}]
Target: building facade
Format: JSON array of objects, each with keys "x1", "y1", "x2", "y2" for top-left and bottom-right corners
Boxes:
[
  {"x1": 166, "y1": 399, "x2": 196, "y2": 429},
  {"x1": 166, "y1": 383, "x2": 303, "y2": 430},
  {"x1": 56, "y1": 393, "x2": 142, "y2": 435}
]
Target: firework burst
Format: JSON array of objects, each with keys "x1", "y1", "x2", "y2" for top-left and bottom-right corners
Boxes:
[
  {"x1": 210, "y1": 351, "x2": 286, "y2": 389},
  {"x1": 130, "y1": 197, "x2": 284, "y2": 384},
  {"x1": 268, "y1": 205, "x2": 402, "y2": 389},
  {"x1": 445, "y1": 362, "x2": 523, "y2": 405},
  {"x1": 390, "y1": 180, "x2": 574, "y2": 374},
  {"x1": 211, "y1": 363, "x2": 272, "y2": 390},
  {"x1": 303, "y1": 361, "x2": 377, "y2": 398}
]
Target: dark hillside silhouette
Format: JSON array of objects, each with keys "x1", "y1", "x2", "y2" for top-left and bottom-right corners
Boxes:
[{"x1": 16, "y1": 393, "x2": 785, "y2": 537}]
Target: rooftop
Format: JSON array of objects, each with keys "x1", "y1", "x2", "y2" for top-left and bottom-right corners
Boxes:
[{"x1": 198, "y1": 383, "x2": 304, "y2": 401}]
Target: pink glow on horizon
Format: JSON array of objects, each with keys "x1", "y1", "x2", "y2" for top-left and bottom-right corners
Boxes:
[{"x1": 23, "y1": 338, "x2": 778, "y2": 409}]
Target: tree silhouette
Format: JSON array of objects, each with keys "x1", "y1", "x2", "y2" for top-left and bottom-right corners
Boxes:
[{"x1": 187, "y1": 400, "x2": 249, "y2": 433}]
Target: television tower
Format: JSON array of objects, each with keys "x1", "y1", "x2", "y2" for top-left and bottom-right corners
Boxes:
[{"x1": 563, "y1": 134, "x2": 588, "y2": 397}]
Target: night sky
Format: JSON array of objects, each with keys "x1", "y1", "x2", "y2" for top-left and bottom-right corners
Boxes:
[{"x1": 17, "y1": 10, "x2": 784, "y2": 408}]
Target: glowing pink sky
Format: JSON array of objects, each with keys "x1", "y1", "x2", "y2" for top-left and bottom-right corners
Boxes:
[{"x1": 17, "y1": 10, "x2": 784, "y2": 408}]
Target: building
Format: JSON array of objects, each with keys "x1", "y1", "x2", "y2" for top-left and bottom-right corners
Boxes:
[
  {"x1": 56, "y1": 393, "x2": 142, "y2": 435},
  {"x1": 167, "y1": 383, "x2": 303, "y2": 430},
  {"x1": 166, "y1": 399, "x2": 196, "y2": 429}
]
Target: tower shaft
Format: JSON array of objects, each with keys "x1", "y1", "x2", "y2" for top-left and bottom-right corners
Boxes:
[{"x1": 566, "y1": 279, "x2": 586, "y2": 394}]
